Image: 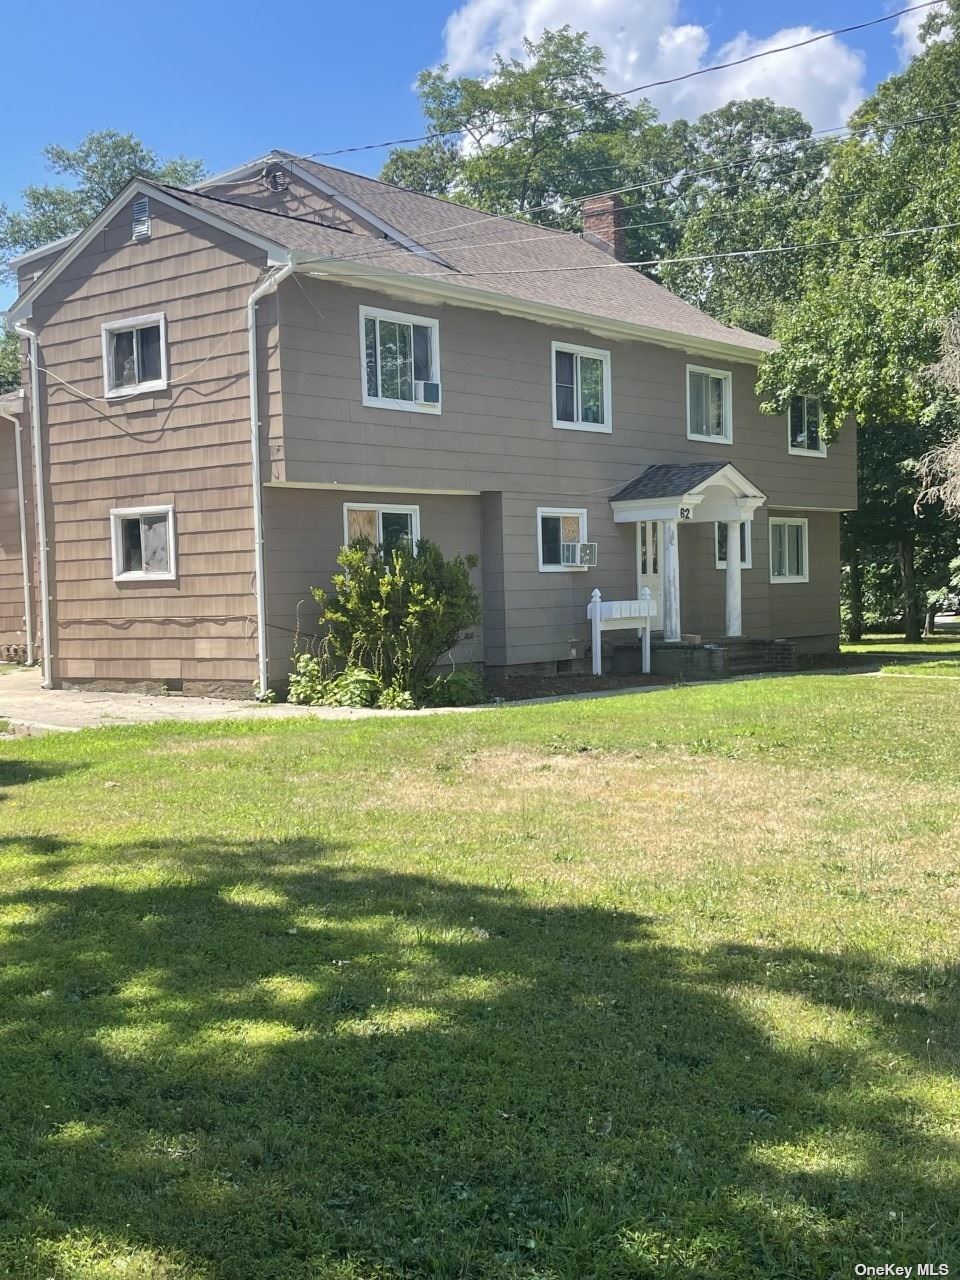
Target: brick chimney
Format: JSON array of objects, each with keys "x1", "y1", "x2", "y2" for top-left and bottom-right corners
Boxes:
[{"x1": 582, "y1": 193, "x2": 627, "y2": 261}]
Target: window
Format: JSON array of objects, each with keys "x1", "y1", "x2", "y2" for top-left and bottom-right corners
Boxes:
[
  {"x1": 343, "y1": 503, "x2": 420, "y2": 555},
  {"x1": 715, "y1": 521, "x2": 752, "y2": 569},
  {"x1": 537, "y1": 507, "x2": 587, "y2": 572},
  {"x1": 102, "y1": 314, "x2": 167, "y2": 396},
  {"x1": 110, "y1": 506, "x2": 176, "y2": 581},
  {"x1": 687, "y1": 365, "x2": 732, "y2": 443},
  {"x1": 552, "y1": 342, "x2": 612, "y2": 432},
  {"x1": 360, "y1": 306, "x2": 440, "y2": 411},
  {"x1": 788, "y1": 395, "x2": 826, "y2": 455},
  {"x1": 769, "y1": 517, "x2": 809, "y2": 583}
]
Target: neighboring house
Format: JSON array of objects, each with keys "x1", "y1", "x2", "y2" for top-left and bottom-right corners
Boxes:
[{"x1": 2, "y1": 151, "x2": 856, "y2": 695}]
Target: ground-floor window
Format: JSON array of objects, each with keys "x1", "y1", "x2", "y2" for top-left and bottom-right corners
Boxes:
[
  {"x1": 343, "y1": 503, "x2": 420, "y2": 555},
  {"x1": 537, "y1": 507, "x2": 587, "y2": 571},
  {"x1": 769, "y1": 516, "x2": 809, "y2": 583},
  {"x1": 110, "y1": 506, "x2": 176, "y2": 581},
  {"x1": 715, "y1": 521, "x2": 752, "y2": 569}
]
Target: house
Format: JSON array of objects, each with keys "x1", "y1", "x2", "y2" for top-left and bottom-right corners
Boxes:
[{"x1": 2, "y1": 151, "x2": 856, "y2": 696}]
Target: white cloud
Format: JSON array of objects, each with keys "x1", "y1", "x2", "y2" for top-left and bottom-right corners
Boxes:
[
  {"x1": 893, "y1": 1, "x2": 949, "y2": 65},
  {"x1": 440, "y1": 0, "x2": 867, "y2": 129}
]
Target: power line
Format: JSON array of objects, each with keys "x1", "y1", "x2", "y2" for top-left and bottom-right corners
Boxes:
[
  {"x1": 297, "y1": 1, "x2": 944, "y2": 161},
  {"x1": 398, "y1": 219, "x2": 960, "y2": 280},
  {"x1": 276, "y1": 99, "x2": 960, "y2": 273}
]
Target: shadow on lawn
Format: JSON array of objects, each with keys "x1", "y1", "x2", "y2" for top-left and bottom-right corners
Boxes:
[{"x1": 0, "y1": 838, "x2": 957, "y2": 1279}]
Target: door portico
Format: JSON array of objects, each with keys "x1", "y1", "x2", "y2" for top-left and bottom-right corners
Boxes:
[{"x1": 611, "y1": 462, "x2": 767, "y2": 642}]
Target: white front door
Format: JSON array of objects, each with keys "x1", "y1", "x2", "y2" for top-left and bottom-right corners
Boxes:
[{"x1": 636, "y1": 521, "x2": 663, "y2": 626}]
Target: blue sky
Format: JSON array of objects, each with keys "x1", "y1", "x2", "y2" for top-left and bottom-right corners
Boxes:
[{"x1": 2, "y1": 0, "x2": 929, "y2": 214}]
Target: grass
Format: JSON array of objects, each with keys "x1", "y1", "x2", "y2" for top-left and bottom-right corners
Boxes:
[
  {"x1": 880, "y1": 659, "x2": 960, "y2": 678},
  {"x1": 842, "y1": 628, "x2": 960, "y2": 656},
  {"x1": 1, "y1": 674, "x2": 959, "y2": 1278}
]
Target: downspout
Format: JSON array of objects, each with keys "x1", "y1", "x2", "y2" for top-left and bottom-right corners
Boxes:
[
  {"x1": 0, "y1": 400, "x2": 34, "y2": 665},
  {"x1": 248, "y1": 260, "x2": 295, "y2": 698},
  {"x1": 13, "y1": 324, "x2": 52, "y2": 687}
]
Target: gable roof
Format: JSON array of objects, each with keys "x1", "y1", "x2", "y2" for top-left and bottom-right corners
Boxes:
[
  {"x1": 7, "y1": 150, "x2": 776, "y2": 360},
  {"x1": 611, "y1": 461, "x2": 766, "y2": 504}
]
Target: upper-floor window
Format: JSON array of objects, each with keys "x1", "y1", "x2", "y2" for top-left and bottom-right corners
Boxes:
[
  {"x1": 110, "y1": 506, "x2": 176, "y2": 581},
  {"x1": 715, "y1": 521, "x2": 752, "y2": 569},
  {"x1": 360, "y1": 306, "x2": 440, "y2": 412},
  {"x1": 788, "y1": 394, "x2": 826, "y2": 455},
  {"x1": 687, "y1": 365, "x2": 732, "y2": 443},
  {"x1": 769, "y1": 516, "x2": 809, "y2": 583},
  {"x1": 537, "y1": 507, "x2": 587, "y2": 572},
  {"x1": 344, "y1": 503, "x2": 420, "y2": 556},
  {"x1": 102, "y1": 314, "x2": 167, "y2": 397},
  {"x1": 552, "y1": 342, "x2": 612, "y2": 433}
]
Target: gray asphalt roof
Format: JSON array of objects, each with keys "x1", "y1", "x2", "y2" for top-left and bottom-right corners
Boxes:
[
  {"x1": 611, "y1": 462, "x2": 729, "y2": 502},
  {"x1": 158, "y1": 156, "x2": 776, "y2": 357}
]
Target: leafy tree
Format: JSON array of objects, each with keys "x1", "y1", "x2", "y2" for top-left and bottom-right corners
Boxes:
[
  {"x1": 0, "y1": 130, "x2": 205, "y2": 268},
  {"x1": 756, "y1": 2, "x2": 960, "y2": 430},
  {"x1": 0, "y1": 332, "x2": 19, "y2": 395},
  {"x1": 661, "y1": 100, "x2": 833, "y2": 336},
  {"x1": 756, "y1": 3, "x2": 960, "y2": 639},
  {"x1": 380, "y1": 28, "x2": 693, "y2": 266}
]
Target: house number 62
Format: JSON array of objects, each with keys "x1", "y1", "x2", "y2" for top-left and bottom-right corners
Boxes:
[{"x1": 679, "y1": 507, "x2": 692, "y2": 520}]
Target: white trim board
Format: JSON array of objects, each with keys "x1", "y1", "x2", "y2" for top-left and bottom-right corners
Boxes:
[
  {"x1": 296, "y1": 258, "x2": 772, "y2": 365},
  {"x1": 265, "y1": 481, "x2": 481, "y2": 496}
]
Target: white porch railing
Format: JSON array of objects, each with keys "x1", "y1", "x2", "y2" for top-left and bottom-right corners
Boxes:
[{"x1": 587, "y1": 587, "x2": 657, "y2": 676}]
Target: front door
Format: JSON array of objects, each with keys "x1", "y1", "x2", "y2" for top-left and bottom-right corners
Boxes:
[{"x1": 636, "y1": 521, "x2": 663, "y2": 627}]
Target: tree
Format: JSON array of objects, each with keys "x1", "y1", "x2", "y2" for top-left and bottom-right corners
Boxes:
[
  {"x1": 0, "y1": 130, "x2": 204, "y2": 268},
  {"x1": 756, "y1": 2, "x2": 960, "y2": 640},
  {"x1": 920, "y1": 314, "x2": 960, "y2": 514},
  {"x1": 380, "y1": 28, "x2": 693, "y2": 266},
  {"x1": 0, "y1": 333, "x2": 19, "y2": 395},
  {"x1": 661, "y1": 100, "x2": 833, "y2": 337}
]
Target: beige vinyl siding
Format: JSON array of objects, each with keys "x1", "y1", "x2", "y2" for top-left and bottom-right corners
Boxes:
[
  {"x1": 202, "y1": 172, "x2": 375, "y2": 237},
  {"x1": 274, "y1": 275, "x2": 853, "y2": 664},
  {"x1": 28, "y1": 196, "x2": 278, "y2": 691},
  {"x1": 262, "y1": 487, "x2": 484, "y2": 682},
  {"x1": 274, "y1": 275, "x2": 857, "y2": 510},
  {"x1": 767, "y1": 510, "x2": 842, "y2": 643}
]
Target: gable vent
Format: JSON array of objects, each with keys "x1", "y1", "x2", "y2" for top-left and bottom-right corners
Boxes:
[{"x1": 132, "y1": 197, "x2": 151, "y2": 242}]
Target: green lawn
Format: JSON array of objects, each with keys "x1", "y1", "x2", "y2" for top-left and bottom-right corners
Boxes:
[
  {"x1": 1, "y1": 675, "x2": 959, "y2": 1279},
  {"x1": 842, "y1": 629, "x2": 960, "y2": 656}
]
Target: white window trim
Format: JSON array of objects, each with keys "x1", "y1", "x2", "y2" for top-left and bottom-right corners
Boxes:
[
  {"x1": 686, "y1": 364, "x2": 733, "y2": 444},
  {"x1": 787, "y1": 395, "x2": 828, "y2": 457},
  {"x1": 769, "y1": 516, "x2": 809, "y2": 584},
  {"x1": 714, "y1": 521, "x2": 753, "y2": 570},
  {"x1": 101, "y1": 313, "x2": 168, "y2": 398},
  {"x1": 551, "y1": 341, "x2": 613, "y2": 434},
  {"x1": 536, "y1": 506, "x2": 588, "y2": 573},
  {"x1": 359, "y1": 305, "x2": 441, "y2": 414},
  {"x1": 342, "y1": 502, "x2": 421, "y2": 548},
  {"x1": 110, "y1": 505, "x2": 177, "y2": 582}
]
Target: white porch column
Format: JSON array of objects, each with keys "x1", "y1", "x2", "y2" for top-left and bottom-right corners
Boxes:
[
  {"x1": 662, "y1": 518, "x2": 681, "y2": 642},
  {"x1": 724, "y1": 519, "x2": 743, "y2": 638}
]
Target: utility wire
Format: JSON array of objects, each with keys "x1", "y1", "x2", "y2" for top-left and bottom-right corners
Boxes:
[{"x1": 297, "y1": 1, "x2": 944, "y2": 160}]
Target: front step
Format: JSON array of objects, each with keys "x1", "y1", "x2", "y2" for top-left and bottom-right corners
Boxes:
[{"x1": 607, "y1": 637, "x2": 798, "y2": 680}]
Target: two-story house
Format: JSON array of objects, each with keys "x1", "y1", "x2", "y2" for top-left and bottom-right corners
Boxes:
[{"x1": 1, "y1": 150, "x2": 856, "y2": 696}]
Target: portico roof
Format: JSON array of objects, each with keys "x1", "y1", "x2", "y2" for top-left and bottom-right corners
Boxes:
[{"x1": 611, "y1": 462, "x2": 728, "y2": 503}]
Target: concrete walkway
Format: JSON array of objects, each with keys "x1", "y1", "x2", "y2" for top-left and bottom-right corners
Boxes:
[{"x1": 0, "y1": 667, "x2": 404, "y2": 734}]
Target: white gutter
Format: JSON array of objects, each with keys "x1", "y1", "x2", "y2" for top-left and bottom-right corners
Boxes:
[
  {"x1": 248, "y1": 260, "x2": 295, "y2": 698},
  {"x1": 295, "y1": 256, "x2": 776, "y2": 366},
  {"x1": 13, "y1": 324, "x2": 52, "y2": 686},
  {"x1": 0, "y1": 394, "x2": 34, "y2": 665}
]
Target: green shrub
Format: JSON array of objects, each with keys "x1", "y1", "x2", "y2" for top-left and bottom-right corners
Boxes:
[
  {"x1": 309, "y1": 538, "x2": 481, "y2": 699},
  {"x1": 421, "y1": 669, "x2": 487, "y2": 707},
  {"x1": 377, "y1": 684, "x2": 417, "y2": 710},
  {"x1": 323, "y1": 666, "x2": 382, "y2": 708},
  {"x1": 288, "y1": 653, "x2": 327, "y2": 706}
]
